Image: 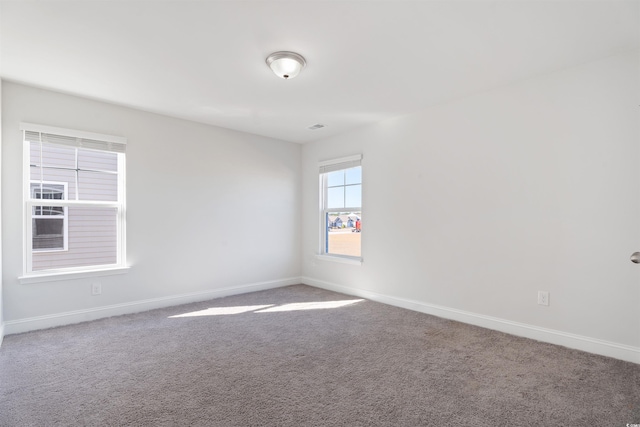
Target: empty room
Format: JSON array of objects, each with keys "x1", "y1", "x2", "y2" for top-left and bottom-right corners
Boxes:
[{"x1": 0, "y1": 1, "x2": 639, "y2": 425}]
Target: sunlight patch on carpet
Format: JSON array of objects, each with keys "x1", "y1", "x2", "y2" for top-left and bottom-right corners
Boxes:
[
  {"x1": 169, "y1": 305, "x2": 274, "y2": 318},
  {"x1": 255, "y1": 299, "x2": 364, "y2": 313},
  {"x1": 168, "y1": 300, "x2": 364, "y2": 318}
]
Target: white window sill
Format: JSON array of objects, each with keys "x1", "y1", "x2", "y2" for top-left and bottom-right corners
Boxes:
[
  {"x1": 315, "y1": 254, "x2": 363, "y2": 266},
  {"x1": 19, "y1": 266, "x2": 130, "y2": 284}
]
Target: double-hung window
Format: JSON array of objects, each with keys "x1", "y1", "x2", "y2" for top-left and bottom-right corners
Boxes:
[
  {"x1": 22, "y1": 123, "x2": 127, "y2": 276},
  {"x1": 319, "y1": 154, "x2": 362, "y2": 260}
]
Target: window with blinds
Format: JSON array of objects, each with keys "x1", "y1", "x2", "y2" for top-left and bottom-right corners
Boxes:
[
  {"x1": 22, "y1": 123, "x2": 127, "y2": 274},
  {"x1": 319, "y1": 154, "x2": 362, "y2": 259}
]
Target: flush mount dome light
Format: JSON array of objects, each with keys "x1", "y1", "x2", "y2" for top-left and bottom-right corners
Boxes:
[{"x1": 266, "y1": 51, "x2": 306, "y2": 79}]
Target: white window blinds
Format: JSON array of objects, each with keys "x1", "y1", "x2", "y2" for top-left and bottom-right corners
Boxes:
[{"x1": 21, "y1": 123, "x2": 126, "y2": 153}]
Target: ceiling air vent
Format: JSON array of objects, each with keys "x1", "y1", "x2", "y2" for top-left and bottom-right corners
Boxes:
[{"x1": 308, "y1": 123, "x2": 326, "y2": 130}]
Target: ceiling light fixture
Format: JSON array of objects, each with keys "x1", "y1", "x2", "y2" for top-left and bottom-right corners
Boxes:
[{"x1": 266, "y1": 51, "x2": 306, "y2": 80}]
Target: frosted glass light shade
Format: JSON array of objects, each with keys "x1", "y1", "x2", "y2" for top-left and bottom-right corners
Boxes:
[{"x1": 266, "y1": 51, "x2": 306, "y2": 79}]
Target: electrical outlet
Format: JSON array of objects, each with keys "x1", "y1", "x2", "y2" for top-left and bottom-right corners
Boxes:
[
  {"x1": 91, "y1": 282, "x2": 102, "y2": 296},
  {"x1": 537, "y1": 291, "x2": 549, "y2": 306}
]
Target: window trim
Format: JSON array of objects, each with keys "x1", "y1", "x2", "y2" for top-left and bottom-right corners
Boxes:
[
  {"x1": 319, "y1": 154, "x2": 363, "y2": 263},
  {"x1": 18, "y1": 266, "x2": 130, "y2": 285},
  {"x1": 315, "y1": 254, "x2": 363, "y2": 266},
  {"x1": 21, "y1": 123, "x2": 127, "y2": 278}
]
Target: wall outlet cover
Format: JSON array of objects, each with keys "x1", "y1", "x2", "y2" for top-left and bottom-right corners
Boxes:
[
  {"x1": 538, "y1": 291, "x2": 549, "y2": 306},
  {"x1": 91, "y1": 283, "x2": 102, "y2": 296}
]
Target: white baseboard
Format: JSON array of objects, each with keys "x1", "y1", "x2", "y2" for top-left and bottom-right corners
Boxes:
[
  {"x1": 0, "y1": 322, "x2": 5, "y2": 348},
  {"x1": 4, "y1": 277, "x2": 301, "y2": 336},
  {"x1": 302, "y1": 276, "x2": 640, "y2": 365}
]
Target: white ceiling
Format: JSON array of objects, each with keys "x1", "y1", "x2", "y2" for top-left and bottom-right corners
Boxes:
[{"x1": 1, "y1": 1, "x2": 638, "y2": 144}]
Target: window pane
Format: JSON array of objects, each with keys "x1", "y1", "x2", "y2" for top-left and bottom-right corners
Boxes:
[
  {"x1": 327, "y1": 170, "x2": 344, "y2": 187},
  {"x1": 78, "y1": 148, "x2": 117, "y2": 172},
  {"x1": 345, "y1": 166, "x2": 361, "y2": 185},
  {"x1": 326, "y1": 212, "x2": 361, "y2": 257},
  {"x1": 327, "y1": 187, "x2": 344, "y2": 209},
  {"x1": 78, "y1": 170, "x2": 118, "y2": 201},
  {"x1": 345, "y1": 184, "x2": 362, "y2": 207},
  {"x1": 31, "y1": 206, "x2": 118, "y2": 271},
  {"x1": 30, "y1": 142, "x2": 76, "y2": 169}
]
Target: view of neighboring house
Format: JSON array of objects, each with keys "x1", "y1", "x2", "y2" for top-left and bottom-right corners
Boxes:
[{"x1": 328, "y1": 213, "x2": 361, "y2": 230}]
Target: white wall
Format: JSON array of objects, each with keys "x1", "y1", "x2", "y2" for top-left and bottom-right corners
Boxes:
[
  {"x1": 2, "y1": 81, "x2": 301, "y2": 331},
  {"x1": 0, "y1": 79, "x2": 4, "y2": 345},
  {"x1": 302, "y1": 50, "x2": 640, "y2": 362}
]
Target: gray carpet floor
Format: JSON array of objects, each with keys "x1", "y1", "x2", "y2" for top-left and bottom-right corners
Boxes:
[{"x1": 0, "y1": 284, "x2": 638, "y2": 426}]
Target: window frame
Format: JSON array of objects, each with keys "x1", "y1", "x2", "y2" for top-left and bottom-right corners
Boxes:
[
  {"x1": 30, "y1": 180, "x2": 69, "y2": 252},
  {"x1": 21, "y1": 123, "x2": 128, "y2": 280},
  {"x1": 318, "y1": 154, "x2": 363, "y2": 263}
]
